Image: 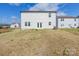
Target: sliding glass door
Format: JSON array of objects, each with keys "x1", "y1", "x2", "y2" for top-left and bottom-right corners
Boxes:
[{"x1": 37, "y1": 22, "x2": 42, "y2": 28}]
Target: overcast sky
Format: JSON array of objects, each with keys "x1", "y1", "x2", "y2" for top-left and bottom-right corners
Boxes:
[{"x1": 0, "y1": 3, "x2": 79, "y2": 24}]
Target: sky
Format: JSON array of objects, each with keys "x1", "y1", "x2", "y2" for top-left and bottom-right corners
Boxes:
[{"x1": 0, "y1": 3, "x2": 79, "y2": 24}]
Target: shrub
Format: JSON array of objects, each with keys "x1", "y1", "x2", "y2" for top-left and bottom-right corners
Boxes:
[
  {"x1": 35, "y1": 29, "x2": 38, "y2": 31},
  {"x1": 63, "y1": 48, "x2": 76, "y2": 56},
  {"x1": 63, "y1": 48, "x2": 69, "y2": 56},
  {"x1": 0, "y1": 26, "x2": 2, "y2": 29}
]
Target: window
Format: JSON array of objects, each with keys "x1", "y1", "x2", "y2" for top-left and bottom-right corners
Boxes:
[
  {"x1": 49, "y1": 22, "x2": 51, "y2": 25},
  {"x1": 61, "y1": 18, "x2": 64, "y2": 21},
  {"x1": 37, "y1": 22, "x2": 42, "y2": 28},
  {"x1": 49, "y1": 13, "x2": 51, "y2": 17},
  {"x1": 25, "y1": 22, "x2": 27, "y2": 26},
  {"x1": 40, "y1": 23, "x2": 42, "y2": 28},
  {"x1": 74, "y1": 24, "x2": 76, "y2": 26},
  {"x1": 25, "y1": 22, "x2": 30, "y2": 26},
  {"x1": 69, "y1": 24, "x2": 71, "y2": 26},
  {"x1": 37, "y1": 23, "x2": 39, "y2": 28},
  {"x1": 28, "y1": 22, "x2": 30, "y2": 26},
  {"x1": 74, "y1": 19, "x2": 76, "y2": 21},
  {"x1": 61, "y1": 24, "x2": 64, "y2": 27}
]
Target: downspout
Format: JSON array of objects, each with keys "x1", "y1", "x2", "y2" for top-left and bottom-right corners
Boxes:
[{"x1": 56, "y1": 11, "x2": 58, "y2": 29}]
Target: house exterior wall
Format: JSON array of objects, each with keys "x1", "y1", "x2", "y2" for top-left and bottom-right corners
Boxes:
[
  {"x1": 21, "y1": 11, "x2": 79, "y2": 29},
  {"x1": 21, "y1": 12, "x2": 56, "y2": 29},
  {"x1": 58, "y1": 18, "x2": 79, "y2": 28}
]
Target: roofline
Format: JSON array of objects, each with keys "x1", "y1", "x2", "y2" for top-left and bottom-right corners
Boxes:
[
  {"x1": 57, "y1": 16, "x2": 79, "y2": 18},
  {"x1": 20, "y1": 11, "x2": 57, "y2": 13}
]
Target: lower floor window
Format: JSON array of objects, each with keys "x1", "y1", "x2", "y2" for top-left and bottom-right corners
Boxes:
[
  {"x1": 61, "y1": 24, "x2": 64, "y2": 27},
  {"x1": 37, "y1": 23, "x2": 39, "y2": 28},
  {"x1": 49, "y1": 22, "x2": 51, "y2": 25},
  {"x1": 28, "y1": 22, "x2": 30, "y2": 26},
  {"x1": 25, "y1": 22, "x2": 30, "y2": 26},
  {"x1": 69, "y1": 24, "x2": 71, "y2": 26},
  {"x1": 74, "y1": 24, "x2": 76, "y2": 26}
]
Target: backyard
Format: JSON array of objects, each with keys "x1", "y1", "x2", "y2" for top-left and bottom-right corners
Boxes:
[{"x1": 0, "y1": 29, "x2": 79, "y2": 55}]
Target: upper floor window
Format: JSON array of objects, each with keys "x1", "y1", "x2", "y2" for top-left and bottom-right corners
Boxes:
[
  {"x1": 74, "y1": 19, "x2": 76, "y2": 21},
  {"x1": 49, "y1": 13, "x2": 51, "y2": 17},
  {"x1": 61, "y1": 18, "x2": 64, "y2": 21}
]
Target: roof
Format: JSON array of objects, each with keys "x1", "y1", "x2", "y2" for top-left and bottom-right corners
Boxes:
[
  {"x1": 58, "y1": 16, "x2": 79, "y2": 18},
  {"x1": 20, "y1": 11, "x2": 57, "y2": 13}
]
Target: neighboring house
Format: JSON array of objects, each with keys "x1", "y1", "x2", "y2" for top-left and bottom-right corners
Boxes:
[
  {"x1": 21, "y1": 11, "x2": 79, "y2": 29},
  {"x1": 57, "y1": 16, "x2": 79, "y2": 28},
  {"x1": 10, "y1": 23, "x2": 19, "y2": 28}
]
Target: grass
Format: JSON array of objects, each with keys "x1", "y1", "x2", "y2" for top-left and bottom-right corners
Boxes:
[
  {"x1": 0, "y1": 28, "x2": 14, "y2": 33},
  {"x1": 60, "y1": 28, "x2": 79, "y2": 35},
  {"x1": 0, "y1": 29, "x2": 79, "y2": 55}
]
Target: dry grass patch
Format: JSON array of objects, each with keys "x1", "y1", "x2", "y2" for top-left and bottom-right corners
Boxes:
[
  {"x1": 60, "y1": 28, "x2": 79, "y2": 35},
  {"x1": 0, "y1": 29, "x2": 79, "y2": 55}
]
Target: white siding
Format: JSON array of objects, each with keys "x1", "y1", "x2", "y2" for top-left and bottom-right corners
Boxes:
[
  {"x1": 21, "y1": 11, "x2": 79, "y2": 29},
  {"x1": 58, "y1": 18, "x2": 79, "y2": 28},
  {"x1": 21, "y1": 12, "x2": 56, "y2": 29}
]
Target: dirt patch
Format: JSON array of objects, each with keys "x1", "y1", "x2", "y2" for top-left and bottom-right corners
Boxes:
[{"x1": 0, "y1": 29, "x2": 79, "y2": 55}]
